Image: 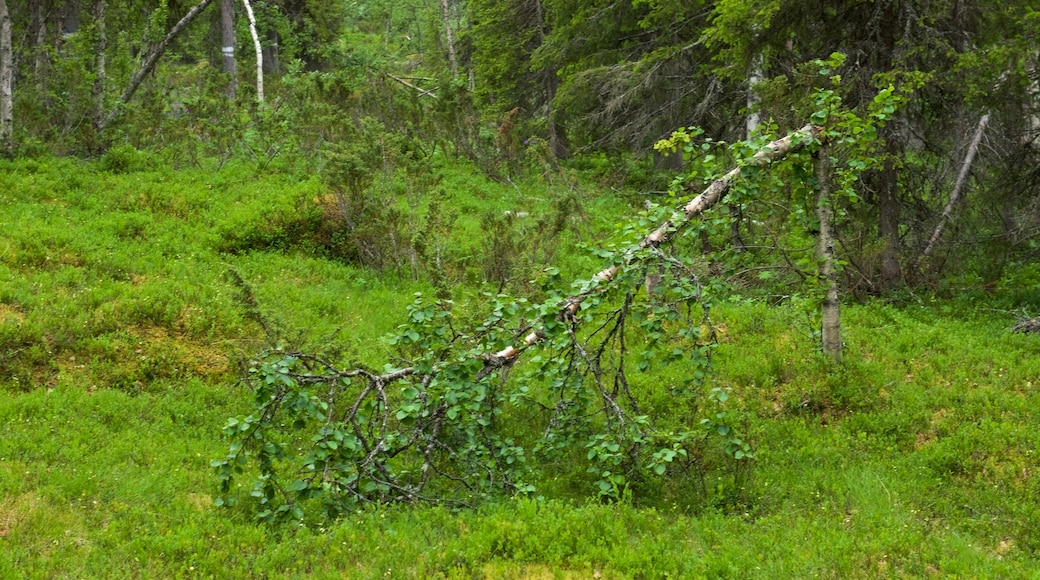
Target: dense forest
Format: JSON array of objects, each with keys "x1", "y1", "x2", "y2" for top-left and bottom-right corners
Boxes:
[
  {"x1": 2, "y1": 0, "x2": 1040, "y2": 576},
  {"x1": 2, "y1": 0, "x2": 1038, "y2": 289}
]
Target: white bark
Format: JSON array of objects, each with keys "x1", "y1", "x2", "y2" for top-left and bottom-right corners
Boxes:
[
  {"x1": 91, "y1": 0, "x2": 106, "y2": 132},
  {"x1": 746, "y1": 53, "x2": 763, "y2": 138},
  {"x1": 240, "y1": 0, "x2": 262, "y2": 103},
  {"x1": 33, "y1": 0, "x2": 47, "y2": 85},
  {"x1": 814, "y1": 143, "x2": 842, "y2": 362},
  {"x1": 921, "y1": 113, "x2": 990, "y2": 259},
  {"x1": 495, "y1": 124, "x2": 822, "y2": 361},
  {"x1": 0, "y1": 0, "x2": 11, "y2": 156},
  {"x1": 439, "y1": 0, "x2": 458, "y2": 81}
]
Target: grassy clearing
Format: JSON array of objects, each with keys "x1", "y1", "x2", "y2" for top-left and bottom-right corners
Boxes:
[{"x1": 2, "y1": 156, "x2": 1040, "y2": 577}]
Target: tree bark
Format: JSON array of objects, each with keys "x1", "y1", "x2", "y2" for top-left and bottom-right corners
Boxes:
[
  {"x1": 814, "y1": 143, "x2": 842, "y2": 362},
  {"x1": 240, "y1": 0, "x2": 262, "y2": 102},
  {"x1": 439, "y1": 0, "x2": 459, "y2": 81},
  {"x1": 32, "y1": 0, "x2": 48, "y2": 85},
  {"x1": 91, "y1": 0, "x2": 106, "y2": 133},
  {"x1": 0, "y1": 0, "x2": 12, "y2": 157},
  {"x1": 920, "y1": 113, "x2": 990, "y2": 261},
  {"x1": 877, "y1": 152, "x2": 902, "y2": 288},
  {"x1": 494, "y1": 124, "x2": 821, "y2": 362},
  {"x1": 221, "y1": 0, "x2": 237, "y2": 100},
  {"x1": 103, "y1": 0, "x2": 215, "y2": 129}
]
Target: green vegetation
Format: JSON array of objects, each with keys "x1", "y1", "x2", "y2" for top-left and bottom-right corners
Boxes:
[
  {"x1": 2, "y1": 156, "x2": 1040, "y2": 577},
  {"x1": 2, "y1": 0, "x2": 1039, "y2": 577}
]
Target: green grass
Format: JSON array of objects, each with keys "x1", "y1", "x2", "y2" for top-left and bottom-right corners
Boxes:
[{"x1": 2, "y1": 156, "x2": 1040, "y2": 577}]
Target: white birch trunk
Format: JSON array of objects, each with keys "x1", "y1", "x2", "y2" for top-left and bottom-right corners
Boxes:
[
  {"x1": 0, "y1": 0, "x2": 11, "y2": 156},
  {"x1": 439, "y1": 0, "x2": 458, "y2": 81},
  {"x1": 91, "y1": 0, "x2": 106, "y2": 132},
  {"x1": 746, "y1": 53, "x2": 763, "y2": 138},
  {"x1": 814, "y1": 143, "x2": 842, "y2": 362},
  {"x1": 240, "y1": 0, "x2": 263, "y2": 103},
  {"x1": 494, "y1": 125, "x2": 822, "y2": 362}
]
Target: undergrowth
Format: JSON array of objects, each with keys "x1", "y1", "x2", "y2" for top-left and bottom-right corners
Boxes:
[{"x1": 1, "y1": 156, "x2": 1039, "y2": 577}]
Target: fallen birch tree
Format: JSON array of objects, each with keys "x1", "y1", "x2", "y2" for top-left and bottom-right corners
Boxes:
[{"x1": 214, "y1": 124, "x2": 821, "y2": 519}]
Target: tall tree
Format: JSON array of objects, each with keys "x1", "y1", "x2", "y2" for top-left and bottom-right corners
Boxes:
[
  {"x1": 101, "y1": 0, "x2": 216, "y2": 130},
  {"x1": 471, "y1": 0, "x2": 567, "y2": 157},
  {"x1": 91, "y1": 0, "x2": 106, "y2": 133},
  {"x1": 536, "y1": 0, "x2": 722, "y2": 152},
  {"x1": 241, "y1": 0, "x2": 262, "y2": 102},
  {"x1": 814, "y1": 141, "x2": 841, "y2": 361},
  {"x1": 221, "y1": 0, "x2": 237, "y2": 99},
  {"x1": 439, "y1": 0, "x2": 459, "y2": 81},
  {"x1": 0, "y1": 0, "x2": 11, "y2": 157}
]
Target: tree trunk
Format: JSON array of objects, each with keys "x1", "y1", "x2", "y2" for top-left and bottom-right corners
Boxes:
[
  {"x1": 221, "y1": 0, "x2": 237, "y2": 100},
  {"x1": 732, "y1": 55, "x2": 763, "y2": 252},
  {"x1": 0, "y1": 0, "x2": 12, "y2": 157},
  {"x1": 91, "y1": 0, "x2": 106, "y2": 133},
  {"x1": 746, "y1": 53, "x2": 763, "y2": 138},
  {"x1": 494, "y1": 124, "x2": 821, "y2": 362},
  {"x1": 240, "y1": 0, "x2": 262, "y2": 102},
  {"x1": 878, "y1": 152, "x2": 902, "y2": 288},
  {"x1": 814, "y1": 143, "x2": 842, "y2": 362},
  {"x1": 439, "y1": 0, "x2": 458, "y2": 81},
  {"x1": 32, "y1": 0, "x2": 48, "y2": 86},
  {"x1": 531, "y1": 0, "x2": 567, "y2": 159},
  {"x1": 102, "y1": 0, "x2": 215, "y2": 129},
  {"x1": 920, "y1": 113, "x2": 990, "y2": 260},
  {"x1": 261, "y1": 29, "x2": 279, "y2": 75}
]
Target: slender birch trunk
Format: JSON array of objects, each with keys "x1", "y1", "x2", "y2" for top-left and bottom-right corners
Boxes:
[
  {"x1": 814, "y1": 143, "x2": 842, "y2": 362},
  {"x1": 731, "y1": 54, "x2": 764, "y2": 251},
  {"x1": 0, "y1": 0, "x2": 12, "y2": 157},
  {"x1": 746, "y1": 53, "x2": 763, "y2": 138},
  {"x1": 103, "y1": 0, "x2": 215, "y2": 129},
  {"x1": 439, "y1": 0, "x2": 458, "y2": 81},
  {"x1": 492, "y1": 125, "x2": 821, "y2": 363},
  {"x1": 91, "y1": 0, "x2": 106, "y2": 133},
  {"x1": 920, "y1": 113, "x2": 990, "y2": 260},
  {"x1": 221, "y1": 0, "x2": 237, "y2": 100},
  {"x1": 240, "y1": 0, "x2": 262, "y2": 103}
]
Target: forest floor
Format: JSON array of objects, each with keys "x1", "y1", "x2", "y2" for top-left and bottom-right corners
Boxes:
[{"x1": 2, "y1": 156, "x2": 1040, "y2": 578}]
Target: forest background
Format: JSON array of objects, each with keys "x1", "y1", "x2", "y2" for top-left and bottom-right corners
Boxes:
[{"x1": 2, "y1": 0, "x2": 1040, "y2": 577}]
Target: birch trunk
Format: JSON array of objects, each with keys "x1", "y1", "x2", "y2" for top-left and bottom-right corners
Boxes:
[
  {"x1": 0, "y1": 0, "x2": 11, "y2": 157},
  {"x1": 439, "y1": 0, "x2": 458, "y2": 81},
  {"x1": 91, "y1": 0, "x2": 106, "y2": 132},
  {"x1": 221, "y1": 0, "x2": 237, "y2": 100},
  {"x1": 103, "y1": 0, "x2": 215, "y2": 129},
  {"x1": 814, "y1": 143, "x2": 842, "y2": 362},
  {"x1": 240, "y1": 0, "x2": 262, "y2": 103},
  {"x1": 493, "y1": 125, "x2": 821, "y2": 363},
  {"x1": 920, "y1": 113, "x2": 990, "y2": 260}
]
